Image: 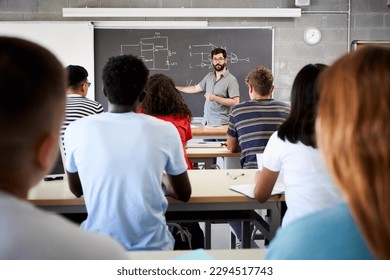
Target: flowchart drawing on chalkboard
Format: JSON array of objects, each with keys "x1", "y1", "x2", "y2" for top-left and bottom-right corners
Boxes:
[
  {"x1": 120, "y1": 32, "x2": 177, "y2": 71},
  {"x1": 189, "y1": 43, "x2": 251, "y2": 69}
]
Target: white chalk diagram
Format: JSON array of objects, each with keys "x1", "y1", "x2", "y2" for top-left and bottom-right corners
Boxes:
[
  {"x1": 188, "y1": 43, "x2": 251, "y2": 69},
  {"x1": 120, "y1": 33, "x2": 176, "y2": 71}
]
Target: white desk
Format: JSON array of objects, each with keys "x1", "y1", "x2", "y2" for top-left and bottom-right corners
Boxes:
[
  {"x1": 28, "y1": 170, "x2": 284, "y2": 249},
  {"x1": 128, "y1": 248, "x2": 266, "y2": 260}
]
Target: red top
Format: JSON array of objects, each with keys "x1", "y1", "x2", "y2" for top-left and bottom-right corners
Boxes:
[{"x1": 138, "y1": 109, "x2": 193, "y2": 169}]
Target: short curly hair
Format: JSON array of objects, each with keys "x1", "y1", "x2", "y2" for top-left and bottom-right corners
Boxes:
[
  {"x1": 102, "y1": 54, "x2": 149, "y2": 106},
  {"x1": 245, "y1": 66, "x2": 273, "y2": 96}
]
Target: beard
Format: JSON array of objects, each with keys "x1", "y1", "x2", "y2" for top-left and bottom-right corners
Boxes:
[{"x1": 213, "y1": 63, "x2": 226, "y2": 72}]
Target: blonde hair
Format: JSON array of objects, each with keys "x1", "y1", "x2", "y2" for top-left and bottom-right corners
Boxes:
[{"x1": 317, "y1": 46, "x2": 390, "y2": 259}]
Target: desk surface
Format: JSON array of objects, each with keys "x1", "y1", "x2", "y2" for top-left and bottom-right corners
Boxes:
[
  {"x1": 128, "y1": 248, "x2": 265, "y2": 260},
  {"x1": 191, "y1": 125, "x2": 228, "y2": 137},
  {"x1": 28, "y1": 169, "x2": 283, "y2": 206}
]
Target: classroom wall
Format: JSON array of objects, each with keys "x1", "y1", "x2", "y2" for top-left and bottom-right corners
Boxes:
[{"x1": 0, "y1": 0, "x2": 389, "y2": 102}]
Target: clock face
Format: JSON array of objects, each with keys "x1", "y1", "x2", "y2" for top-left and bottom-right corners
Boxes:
[{"x1": 303, "y1": 27, "x2": 322, "y2": 45}]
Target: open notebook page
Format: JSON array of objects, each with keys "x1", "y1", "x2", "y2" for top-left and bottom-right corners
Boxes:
[{"x1": 229, "y1": 181, "x2": 285, "y2": 199}]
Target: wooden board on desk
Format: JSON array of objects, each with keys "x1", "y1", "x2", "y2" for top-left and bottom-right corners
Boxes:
[
  {"x1": 187, "y1": 142, "x2": 223, "y2": 148},
  {"x1": 191, "y1": 125, "x2": 228, "y2": 137}
]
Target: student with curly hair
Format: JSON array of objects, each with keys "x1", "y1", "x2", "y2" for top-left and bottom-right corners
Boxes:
[{"x1": 140, "y1": 73, "x2": 193, "y2": 169}]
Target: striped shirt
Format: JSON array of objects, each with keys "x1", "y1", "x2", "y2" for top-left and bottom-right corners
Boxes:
[
  {"x1": 60, "y1": 94, "x2": 104, "y2": 150},
  {"x1": 227, "y1": 99, "x2": 290, "y2": 169}
]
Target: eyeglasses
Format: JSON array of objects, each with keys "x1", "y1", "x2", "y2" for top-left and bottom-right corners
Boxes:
[
  {"x1": 85, "y1": 81, "x2": 91, "y2": 88},
  {"x1": 212, "y1": 58, "x2": 226, "y2": 62}
]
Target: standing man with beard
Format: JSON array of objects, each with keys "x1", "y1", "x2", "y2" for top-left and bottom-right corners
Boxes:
[{"x1": 176, "y1": 48, "x2": 240, "y2": 126}]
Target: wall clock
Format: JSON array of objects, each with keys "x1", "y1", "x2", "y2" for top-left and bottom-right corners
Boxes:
[{"x1": 303, "y1": 27, "x2": 322, "y2": 45}]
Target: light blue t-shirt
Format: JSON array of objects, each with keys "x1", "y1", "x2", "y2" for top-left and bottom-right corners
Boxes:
[
  {"x1": 265, "y1": 203, "x2": 374, "y2": 260},
  {"x1": 65, "y1": 112, "x2": 188, "y2": 251}
]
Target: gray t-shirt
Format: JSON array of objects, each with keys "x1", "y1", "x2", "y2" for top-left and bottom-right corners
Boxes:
[{"x1": 198, "y1": 69, "x2": 239, "y2": 125}]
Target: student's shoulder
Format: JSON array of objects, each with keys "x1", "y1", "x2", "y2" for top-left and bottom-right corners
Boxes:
[
  {"x1": 25, "y1": 201, "x2": 128, "y2": 259},
  {"x1": 67, "y1": 112, "x2": 102, "y2": 128},
  {"x1": 270, "y1": 100, "x2": 290, "y2": 108},
  {"x1": 140, "y1": 113, "x2": 177, "y2": 131},
  {"x1": 265, "y1": 204, "x2": 357, "y2": 259},
  {"x1": 231, "y1": 100, "x2": 255, "y2": 111}
]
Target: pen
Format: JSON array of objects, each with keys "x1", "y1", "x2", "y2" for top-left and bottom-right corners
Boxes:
[{"x1": 226, "y1": 172, "x2": 245, "y2": 180}]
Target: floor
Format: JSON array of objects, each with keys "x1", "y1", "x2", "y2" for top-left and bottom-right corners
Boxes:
[
  {"x1": 200, "y1": 222, "x2": 267, "y2": 249},
  {"x1": 196, "y1": 157, "x2": 267, "y2": 250}
]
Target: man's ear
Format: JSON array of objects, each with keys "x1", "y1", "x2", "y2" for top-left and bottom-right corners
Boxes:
[
  {"x1": 270, "y1": 85, "x2": 274, "y2": 95},
  {"x1": 80, "y1": 82, "x2": 87, "y2": 97},
  {"x1": 249, "y1": 84, "x2": 254, "y2": 93},
  {"x1": 36, "y1": 133, "x2": 57, "y2": 174}
]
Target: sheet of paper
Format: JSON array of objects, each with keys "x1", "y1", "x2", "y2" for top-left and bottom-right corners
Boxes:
[{"x1": 229, "y1": 181, "x2": 285, "y2": 199}]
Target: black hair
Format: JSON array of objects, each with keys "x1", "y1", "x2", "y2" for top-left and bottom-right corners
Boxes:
[
  {"x1": 277, "y1": 63, "x2": 327, "y2": 148},
  {"x1": 0, "y1": 36, "x2": 64, "y2": 132},
  {"x1": 65, "y1": 65, "x2": 88, "y2": 88},
  {"x1": 0, "y1": 36, "x2": 65, "y2": 168},
  {"x1": 211, "y1": 48, "x2": 227, "y2": 59},
  {"x1": 102, "y1": 54, "x2": 149, "y2": 106}
]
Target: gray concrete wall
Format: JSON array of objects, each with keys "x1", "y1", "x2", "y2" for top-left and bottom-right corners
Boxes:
[{"x1": 0, "y1": 0, "x2": 389, "y2": 101}]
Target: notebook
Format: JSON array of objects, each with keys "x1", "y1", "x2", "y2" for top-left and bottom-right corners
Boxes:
[
  {"x1": 186, "y1": 142, "x2": 223, "y2": 148},
  {"x1": 229, "y1": 181, "x2": 285, "y2": 199}
]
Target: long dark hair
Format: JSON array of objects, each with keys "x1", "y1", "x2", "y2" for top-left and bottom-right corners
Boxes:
[
  {"x1": 142, "y1": 73, "x2": 192, "y2": 119},
  {"x1": 277, "y1": 63, "x2": 327, "y2": 147}
]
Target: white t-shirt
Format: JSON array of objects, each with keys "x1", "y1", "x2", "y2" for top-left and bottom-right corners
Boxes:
[
  {"x1": 263, "y1": 132, "x2": 343, "y2": 227},
  {"x1": 0, "y1": 190, "x2": 127, "y2": 259},
  {"x1": 65, "y1": 112, "x2": 187, "y2": 251}
]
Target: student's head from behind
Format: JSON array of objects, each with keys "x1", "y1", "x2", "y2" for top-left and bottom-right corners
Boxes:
[
  {"x1": 65, "y1": 65, "x2": 90, "y2": 96},
  {"x1": 317, "y1": 46, "x2": 390, "y2": 259},
  {"x1": 278, "y1": 63, "x2": 327, "y2": 148},
  {"x1": 245, "y1": 66, "x2": 274, "y2": 98},
  {"x1": 102, "y1": 54, "x2": 149, "y2": 107},
  {"x1": 142, "y1": 73, "x2": 192, "y2": 120},
  {"x1": 0, "y1": 37, "x2": 66, "y2": 195}
]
